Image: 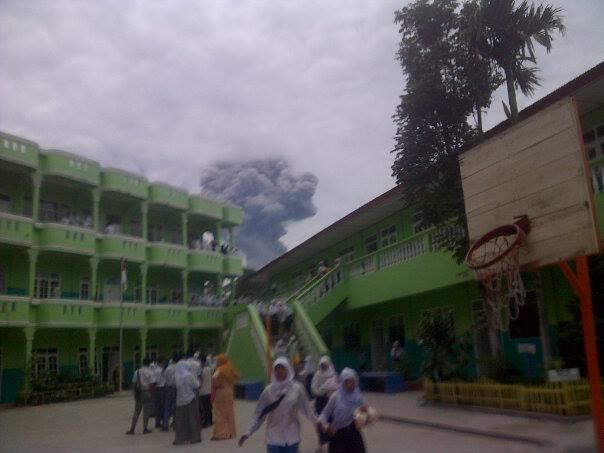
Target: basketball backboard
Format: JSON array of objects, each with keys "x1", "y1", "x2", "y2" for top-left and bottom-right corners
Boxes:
[{"x1": 459, "y1": 97, "x2": 602, "y2": 270}]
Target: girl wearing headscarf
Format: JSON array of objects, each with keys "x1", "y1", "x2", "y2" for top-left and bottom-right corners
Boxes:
[
  {"x1": 173, "y1": 356, "x2": 201, "y2": 445},
  {"x1": 211, "y1": 353, "x2": 240, "y2": 440},
  {"x1": 318, "y1": 368, "x2": 368, "y2": 453},
  {"x1": 311, "y1": 356, "x2": 339, "y2": 452},
  {"x1": 239, "y1": 357, "x2": 317, "y2": 453}
]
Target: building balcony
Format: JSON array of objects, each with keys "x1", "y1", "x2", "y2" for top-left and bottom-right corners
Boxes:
[
  {"x1": 101, "y1": 168, "x2": 148, "y2": 200},
  {"x1": 0, "y1": 132, "x2": 39, "y2": 169},
  {"x1": 0, "y1": 212, "x2": 34, "y2": 246},
  {"x1": 188, "y1": 249, "x2": 223, "y2": 273},
  {"x1": 222, "y1": 205, "x2": 243, "y2": 226},
  {"x1": 36, "y1": 222, "x2": 96, "y2": 255},
  {"x1": 223, "y1": 254, "x2": 243, "y2": 276},
  {"x1": 189, "y1": 195, "x2": 223, "y2": 221},
  {"x1": 148, "y1": 183, "x2": 188, "y2": 211},
  {"x1": 188, "y1": 306, "x2": 224, "y2": 328},
  {"x1": 32, "y1": 298, "x2": 95, "y2": 327},
  {"x1": 41, "y1": 150, "x2": 100, "y2": 186},
  {"x1": 94, "y1": 302, "x2": 146, "y2": 328},
  {"x1": 99, "y1": 234, "x2": 146, "y2": 262},
  {"x1": 146, "y1": 242, "x2": 187, "y2": 268},
  {"x1": 146, "y1": 304, "x2": 189, "y2": 328},
  {"x1": 0, "y1": 295, "x2": 31, "y2": 326}
]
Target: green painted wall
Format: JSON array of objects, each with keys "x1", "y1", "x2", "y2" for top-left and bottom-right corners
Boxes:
[{"x1": 36, "y1": 254, "x2": 91, "y2": 299}]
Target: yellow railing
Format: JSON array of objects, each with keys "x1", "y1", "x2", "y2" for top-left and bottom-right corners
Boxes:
[{"x1": 424, "y1": 379, "x2": 599, "y2": 416}]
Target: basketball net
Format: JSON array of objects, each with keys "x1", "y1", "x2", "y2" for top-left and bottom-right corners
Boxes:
[{"x1": 466, "y1": 225, "x2": 527, "y2": 332}]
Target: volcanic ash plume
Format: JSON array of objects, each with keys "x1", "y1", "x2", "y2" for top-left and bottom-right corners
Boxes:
[{"x1": 200, "y1": 158, "x2": 318, "y2": 270}]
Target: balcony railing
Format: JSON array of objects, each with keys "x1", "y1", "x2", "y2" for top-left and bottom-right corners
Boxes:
[
  {"x1": 99, "y1": 234, "x2": 146, "y2": 261},
  {"x1": 37, "y1": 222, "x2": 96, "y2": 255},
  {"x1": 147, "y1": 242, "x2": 188, "y2": 268},
  {"x1": 0, "y1": 212, "x2": 34, "y2": 246}
]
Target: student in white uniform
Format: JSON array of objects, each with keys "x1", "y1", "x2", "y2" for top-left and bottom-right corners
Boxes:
[
  {"x1": 239, "y1": 357, "x2": 317, "y2": 453},
  {"x1": 126, "y1": 358, "x2": 156, "y2": 434}
]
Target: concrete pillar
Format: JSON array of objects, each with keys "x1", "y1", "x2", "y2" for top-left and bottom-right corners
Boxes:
[
  {"x1": 31, "y1": 171, "x2": 41, "y2": 222},
  {"x1": 23, "y1": 326, "x2": 35, "y2": 392},
  {"x1": 27, "y1": 249, "x2": 38, "y2": 299},
  {"x1": 92, "y1": 188, "x2": 101, "y2": 232},
  {"x1": 140, "y1": 328, "x2": 147, "y2": 363},
  {"x1": 181, "y1": 213, "x2": 188, "y2": 247},
  {"x1": 89, "y1": 257, "x2": 99, "y2": 301},
  {"x1": 182, "y1": 269, "x2": 189, "y2": 306},
  {"x1": 141, "y1": 202, "x2": 148, "y2": 241},
  {"x1": 141, "y1": 263, "x2": 148, "y2": 304},
  {"x1": 87, "y1": 328, "x2": 97, "y2": 377}
]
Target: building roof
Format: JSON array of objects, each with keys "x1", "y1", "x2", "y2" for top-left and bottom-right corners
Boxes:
[{"x1": 250, "y1": 60, "x2": 604, "y2": 283}]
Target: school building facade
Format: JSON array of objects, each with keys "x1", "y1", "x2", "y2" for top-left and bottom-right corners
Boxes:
[
  {"x1": 246, "y1": 62, "x2": 604, "y2": 382},
  {"x1": 0, "y1": 131, "x2": 243, "y2": 403}
]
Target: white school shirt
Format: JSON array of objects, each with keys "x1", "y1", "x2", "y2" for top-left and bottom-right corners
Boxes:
[
  {"x1": 245, "y1": 381, "x2": 317, "y2": 447},
  {"x1": 164, "y1": 363, "x2": 176, "y2": 387},
  {"x1": 175, "y1": 362, "x2": 200, "y2": 407},
  {"x1": 132, "y1": 366, "x2": 156, "y2": 391},
  {"x1": 200, "y1": 365, "x2": 213, "y2": 396}
]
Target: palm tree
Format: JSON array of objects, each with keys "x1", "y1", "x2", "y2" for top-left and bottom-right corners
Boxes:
[{"x1": 463, "y1": 0, "x2": 565, "y2": 120}]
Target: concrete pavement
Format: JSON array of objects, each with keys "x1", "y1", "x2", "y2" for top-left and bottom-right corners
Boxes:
[{"x1": 0, "y1": 391, "x2": 595, "y2": 453}]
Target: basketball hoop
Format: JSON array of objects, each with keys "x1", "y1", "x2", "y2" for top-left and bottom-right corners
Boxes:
[{"x1": 465, "y1": 220, "x2": 528, "y2": 331}]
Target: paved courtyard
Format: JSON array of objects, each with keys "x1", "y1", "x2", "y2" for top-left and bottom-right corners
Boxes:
[{"x1": 0, "y1": 391, "x2": 596, "y2": 453}]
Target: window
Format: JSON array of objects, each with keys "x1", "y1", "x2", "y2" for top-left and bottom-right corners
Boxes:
[
  {"x1": 343, "y1": 324, "x2": 361, "y2": 350},
  {"x1": 79, "y1": 348, "x2": 89, "y2": 376},
  {"x1": 337, "y1": 246, "x2": 355, "y2": 263},
  {"x1": 292, "y1": 271, "x2": 305, "y2": 287},
  {"x1": 23, "y1": 196, "x2": 32, "y2": 217},
  {"x1": 365, "y1": 235, "x2": 378, "y2": 254},
  {"x1": 388, "y1": 314, "x2": 406, "y2": 347},
  {"x1": 412, "y1": 211, "x2": 430, "y2": 234},
  {"x1": 509, "y1": 291, "x2": 540, "y2": 339},
  {"x1": 35, "y1": 273, "x2": 60, "y2": 299},
  {"x1": 147, "y1": 286, "x2": 158, "y2": 304},
  {"x1": 380, "y1": 225, "x2": 397, "y2": 247},
  {"x1": 80, "y1": 279, "x2": 90, "y2": 300},
  {"x1": 0, "y1": 194, "x2": 10, "y2": 213},
  {"x1": 34, "y1": 348, "x2": 59, "y2": 376}
]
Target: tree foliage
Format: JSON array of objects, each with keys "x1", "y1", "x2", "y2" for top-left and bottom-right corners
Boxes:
[
  {"x1": 462, "y1": 0, "x2": 565, "y2": 119},
  {"x1": 391, "y1": 0, "x2": 501, "y2": 260}
]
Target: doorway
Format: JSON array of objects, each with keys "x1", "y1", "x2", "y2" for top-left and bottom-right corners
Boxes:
[{"x1": 370, "y1": 320, "x2": 387, "y2": 371}]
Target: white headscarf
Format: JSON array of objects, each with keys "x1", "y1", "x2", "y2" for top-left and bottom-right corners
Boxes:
[
  {"x1": 312, "y1": 356, "x2": 338, "y2": 396},
  {"x1": 270, "y1": 357, "x2": 294, "y2": 396},
  {"x1": 338, "y1": 368, "x2": 364, "y2": 410}
]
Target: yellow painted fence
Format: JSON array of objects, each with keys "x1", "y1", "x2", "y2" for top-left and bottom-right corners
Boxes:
[{"x1": 424, "y1": 380, "x2": 596, "y2": 416}]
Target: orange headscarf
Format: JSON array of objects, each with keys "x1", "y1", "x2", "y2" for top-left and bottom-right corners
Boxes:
[{"x1": 215, "y1": 354, "x2": 240, "y2": 385}]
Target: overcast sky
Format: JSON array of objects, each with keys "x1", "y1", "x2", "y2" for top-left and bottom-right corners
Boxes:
[{"x1": 1, "y1": 0, "x2": 603, "y2": 254}]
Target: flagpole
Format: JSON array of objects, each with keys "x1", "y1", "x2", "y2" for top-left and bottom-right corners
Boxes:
[{"x1": 118, "y1": 258, "x2": 125, "y2": 393}]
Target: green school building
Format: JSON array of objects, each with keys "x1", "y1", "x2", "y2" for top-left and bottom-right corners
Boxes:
[
  {"x1": 2, "y1": 62, "x2": 604, "y2": 405},
  {"x1": 244, "y1": 62, "x2": 604, "y2": 383},
  {"x1": 0, "y1": 133, "x2": 244, "y2": 404}
]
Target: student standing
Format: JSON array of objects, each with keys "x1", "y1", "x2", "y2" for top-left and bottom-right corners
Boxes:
[
  {"x1": 211, "y1": 354, "x2": 240, "y2": 440},
  {"x1": 199, "y1": 354, "x2": 214, "y2": 428},
  {"x1": 318, "y1": 368, "x2": 368, "y2": 453},
  {"x1": 126, "y1": 358, "x2": 156, "y2": 435},
  {"x1": 239, "y1": 357, "x2": 317, "y2": 453},
  {"x1": 162, "y1": 356, "x2": 177, "y2": 431},
  {"x1": 173, "y1": 355, "x2": 201, "y2": 445},
  {"x1": 311, "y1": 356, "x2": 339, "y2": 452}
]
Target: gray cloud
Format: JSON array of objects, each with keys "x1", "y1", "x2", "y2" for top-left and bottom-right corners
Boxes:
[
  {"x1": 201, "y1": 158, "x2": 318, "y2": 269},
  {"x1": 0, "y1": 0, "x2": 602, "y2": 254}
]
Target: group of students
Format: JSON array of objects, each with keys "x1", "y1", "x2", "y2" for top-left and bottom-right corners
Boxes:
[
  {"x1": 126, "y1": 351, "x2": 240, "y2": 446},
  {"x1": 241, "y1": 356, "x2": 371, "y2": 453}
]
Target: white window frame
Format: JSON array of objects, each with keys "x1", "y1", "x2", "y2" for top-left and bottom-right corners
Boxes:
[
  {"x1": 365, "y1": 234, "x2": 378, "y2": 253},
  {"x1": 35, "y1": 273, "x2": 60, "y2": 299},
  {"x1": 337, "y1": 247, "x2": 355, "y2": 263},
  {"x1": 33, "y1": 348, "x2": 59, "y2": 377},
  {"x1": 147, "y1": 286, "x2": 158, "y2": 304},
  {"x1": 78, "y1": 348, "x2": 89, "y2": 376},
  {"x1": 80, "y1": 279, "x2": 90, "y2": 300},
  {"x1": 380, "y1": 225, "x2": 397, "y2": 247}
]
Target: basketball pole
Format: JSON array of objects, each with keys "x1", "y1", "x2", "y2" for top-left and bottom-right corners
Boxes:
[{"x1": 559, "y1": 256, "x2": 604, "y2": 452}]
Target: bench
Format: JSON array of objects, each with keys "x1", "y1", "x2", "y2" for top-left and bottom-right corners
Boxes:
[
  {"x1": 235, "y1": 380, "x2": 264, "y2": 401},
  {"x1": 359, "y1": 372, "x2": 406, "y2": 393}
]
